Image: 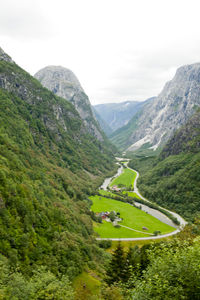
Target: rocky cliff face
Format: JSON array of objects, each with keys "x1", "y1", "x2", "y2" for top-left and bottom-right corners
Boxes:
[
  {"x1": 111, "y1": 63, "x2": 200, "y2": 151},
  {"x1": 35, "y1": 66, "x2": 104, "y2": 141},
  {"x1": 0, "y1": 47, "x2": 14, "y2": 63}
]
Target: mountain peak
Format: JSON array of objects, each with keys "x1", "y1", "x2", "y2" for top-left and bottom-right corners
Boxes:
[
  {"x1": 35, "y1": 65, "x2": 84, "y2": 93},
  {"x1": 174, "y1": 62, "x2": 200, "y2": 82},
  {"x1": 35, "y1": 65, "x2": 104, "y2": 141}
]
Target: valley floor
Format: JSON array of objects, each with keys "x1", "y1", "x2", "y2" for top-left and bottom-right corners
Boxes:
[{"x1": 90, "y1": 159, "x2": 186, "y2": 241}]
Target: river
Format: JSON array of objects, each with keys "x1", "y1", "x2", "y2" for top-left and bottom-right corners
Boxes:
[
  {"x1": 99, "y1": 159, "x2": 187, "y2": 232},
  {"x1": 100, "y1": 163, "x2": 123, "y2": 190}
]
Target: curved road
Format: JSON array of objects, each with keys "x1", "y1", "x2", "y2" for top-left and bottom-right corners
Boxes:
[{"x1": 97, "y1": 160, "x2": 187, "y2": 241}]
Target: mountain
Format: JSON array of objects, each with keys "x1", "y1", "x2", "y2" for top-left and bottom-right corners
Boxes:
[
  {"x1": 111, "y1": 63, "x2": 200, "y2": 151},
  {"x1": 94, "y1": 100, "x2": 151, "y2": 133},
  {"x1": 0, "y1": 47, "x2": 116, "y2": 283},
  {"x1": 35, "y1": 66, "x2": 104, "y2": 141},
  {"x1": 129, "y1": 109, "x2": 200, "y2": 220},
  {"x1": 92, "y1": 107, "x2": 112, "y2": 136}
]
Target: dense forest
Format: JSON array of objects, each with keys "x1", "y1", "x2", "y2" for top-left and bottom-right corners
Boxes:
[
  {"x1": 105, "y1": 226, "x2": 200, "y2": 299},
  {"x1": 0, "y1": 53, "x2": 117, "y2": 297}
]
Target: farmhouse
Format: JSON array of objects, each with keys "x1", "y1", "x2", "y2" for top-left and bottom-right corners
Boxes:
[
  {"x1": 97, "y1": 212, "x2": 109, "y2": 219},
  {"x1": 111, "y1": 185, "x2": 120, "y2": 192}
]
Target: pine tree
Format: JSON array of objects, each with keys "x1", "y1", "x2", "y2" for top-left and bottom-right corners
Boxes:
[
  {"x1": 122, "y1": 246, "x2": 141, "y2": 287},
  {"x1": 106, "y1": 242, "x2": 125, "y2": 285}
]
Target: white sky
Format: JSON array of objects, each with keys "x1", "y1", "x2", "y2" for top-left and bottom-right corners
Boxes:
[{"x1": 1, "y1": 0, "x2": 200, "y2": 105}]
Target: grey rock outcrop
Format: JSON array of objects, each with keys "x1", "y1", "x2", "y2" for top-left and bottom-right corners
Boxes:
[
  {"x1": 113, "y1": 63, "x2": 200, "y2": 151},
  {"x1": 0, "y1": 47, "x2": 14, "y2": 63},
  {"x1": 35, "y1": 66, "x2": 103, "y2": 141}
]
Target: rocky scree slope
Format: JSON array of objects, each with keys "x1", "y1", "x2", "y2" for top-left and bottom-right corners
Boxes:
[
  {"x1": 35, "y1": 66, "x2": 104, "y2": 141},
  {"x1": 0, "y1": 47, "x2": 116, "y2": 278},
  {"x1": 111, "y1": 63, "x2": 200, "y2": 151}
]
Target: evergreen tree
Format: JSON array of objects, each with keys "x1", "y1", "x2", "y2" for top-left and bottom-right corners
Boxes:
[
  {"x1": 106, "y1": 242, "x2": 125, "y2": 284},
  {"x1": 123, "y1": 246, "x2": 141, "y2": 283},
  {"x1": 139, "y1": 244, "x2": 151, "y2": 273}
]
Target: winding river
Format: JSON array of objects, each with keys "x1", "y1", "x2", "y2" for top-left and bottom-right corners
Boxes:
[{"x1": 97, "y1": 158, "x2": 187, "y2": 241}]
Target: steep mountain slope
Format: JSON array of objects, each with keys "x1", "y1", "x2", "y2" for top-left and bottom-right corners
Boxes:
[
  {"x1": 111, "y1": 63, "x2": 200, "y2": 151},
  {"x1": 35, "y1": 66, "x2": 104, "y2": 141},
  {"x1": 0, "y1": 47, "x2": 116, "y2": 280},
  {"x1": 130, "y1": 109, "x2": 200, "y2": 220},
  {"x1": 92, "y1": 107, "x2": 112, "y2": 136},
  {"x1": 94, "y1": 100, "x2": 151, "y2": 133},
  {"x1": 110, "y1": 98, "x2": 154, "y2": 150}
]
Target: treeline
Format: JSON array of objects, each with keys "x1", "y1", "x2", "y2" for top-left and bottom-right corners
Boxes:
[{"x1": 104, "y1": 223, "x2": 200, "y2": 299}]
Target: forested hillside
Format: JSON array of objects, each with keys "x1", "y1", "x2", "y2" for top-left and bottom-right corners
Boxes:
[
  {"x1": 0, "y1": 48, "x2": 116, "y2": 297},
  {"x1": 129, "y1": 109, "x2": 200, "y2": 220}
]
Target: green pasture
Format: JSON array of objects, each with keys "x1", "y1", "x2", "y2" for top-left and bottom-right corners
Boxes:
[
  {"x1": 99, "y1": 190, "x2": 124, "y2": 199},
  {"x1": 73, "y1": 271, "x2": 101, "y2": 300},
  {"x1": 90, "y1": 195, "x2": 175, "y2": 238},
  {"x1": 99, "y1": 190, "x2": 116, "y2": 197},
  {"x1": 99, "y1": 189, "x2": 141, "y2": 200},
  {"x1": 110, "y1": 168, "x2": 137, "y2": 188},
  {"x1": 122, "y1": 191, "x2": 141, "y2": 199},
  {"x1": 108, "y1": 236, "x2": 173, "y2": 253}
]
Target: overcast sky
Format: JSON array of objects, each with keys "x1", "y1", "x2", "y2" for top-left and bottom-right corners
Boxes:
[{"x1": 1, "y1": 0, "x2": 200, "y2": 105}]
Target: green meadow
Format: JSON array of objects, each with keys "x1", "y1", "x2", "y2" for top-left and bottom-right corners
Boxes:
[
  {"x1": 99, "y1": 190, "x2": 141, "y2": 200},
  {"x1": 122, "y1": 191, "x2": 141, "y2": 199},
  {"x1": 90, "y1": 195, "x2": 175, "y2": 238},
  {"x1": 110, "y1": 168, "x2": 136, "y2": 188},
  {"x1": 99, "y1": 190, "x2": 123, "y2": 198}
]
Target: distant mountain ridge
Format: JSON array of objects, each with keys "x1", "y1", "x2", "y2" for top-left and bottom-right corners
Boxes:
[
  {"x1": 93, "y1": 99, "x2": 153, "y2": 133},
  {"x1": 92, "y1": 107, "x2": 112, "y2": 136},
  {"x1": 111, "y1": 63, "x2": 200, "y2": 151},
  {"x1": 35, "y1": 66, "x2": 104, "y2": 141}
]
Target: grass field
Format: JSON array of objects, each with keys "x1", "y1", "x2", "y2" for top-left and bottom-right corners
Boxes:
[
  {"x1": 99, "y1": 189, "x2": 141, "y2": 200},
  {"x1": 73, "y1": 271, "x2": 101, "y2": 300},
  {"x1": 108, "y1": 236, "x2": 173, "y2": 253},
  {"x1": 122, "y1": 191, "x2": 141, "y2": 199},
  {"x1": 90, "y1": 195, "x2": 175, "y2": 238},
  {"x1": 110, "y1": 168, "x2": 136, "y2": 189},
  {"x1": 99, "y1": 190, "x2": 116, "y2": 197},
  {"x1": 99, "y1": 190, "x2": 124, "y2": 199}
]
